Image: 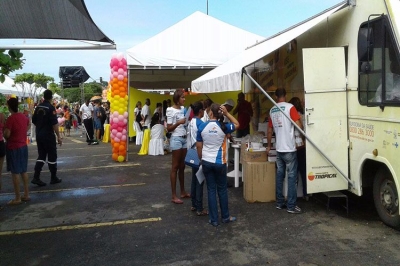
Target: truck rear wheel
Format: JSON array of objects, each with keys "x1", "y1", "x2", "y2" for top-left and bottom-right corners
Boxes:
[{"x1": 373, "y1": 168, "x2": 400, "y2": 229}]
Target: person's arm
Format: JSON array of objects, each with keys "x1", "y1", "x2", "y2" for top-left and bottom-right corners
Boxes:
[
  {"x1": 220, "y1": 105, "x2": 239, "y2": 129},
  {"x1": 3, "y1": 128, "x2": 10, "y2": 140},
  {"x1": 166, "y1": 118, "x2": 185, "y2": 132},
  {"x1": 266, "y1": 126, "x2": 273, "y2": 154},
  {"x1": 196, "y1": 141, "x2": 203, "y2": 162}
]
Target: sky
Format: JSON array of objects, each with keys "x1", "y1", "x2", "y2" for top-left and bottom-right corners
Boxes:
[{"x1": 2, "y1": 0, "x2": 342, "y2": 84}]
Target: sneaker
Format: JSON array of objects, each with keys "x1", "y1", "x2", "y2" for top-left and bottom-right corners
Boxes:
[
  {"x1": 287, "y1": 206, "x2": 303, "y2": 214},
  {"x1": 91, "y1": 141, "x2": 99, "y2": 145},
  {"x1": 50, "y1": 177, "x2": 62, "y2": 184},
  {"x1": 31, "y1": 178, "x2": 46, "y2": 187},
  {"x1": 276, "y1": 203, "x2": 287, "y2": 210}
]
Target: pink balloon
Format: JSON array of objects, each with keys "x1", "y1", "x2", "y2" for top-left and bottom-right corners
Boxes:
[
  {"x1": 113, "y1": 66, "x2": 119, "y2": 72},
  {"x1": 123, "y1": 71, "x2": 127, "y2": 77},
  {"x1": 109, "y1": 74, "x2": 113, "y2": 80},
  {"x1": 121, "y1": 135, "x2": 127, "y2": 141},
  {"x1": 118, "y1": 121, "x2": 124, "y2": 127},
  {"x1": 122, "y1": 129, "x2": 127, "y2": 135},
  {"x1": 123, "y1": 112, "x2": 128, "y2": 118},
  {"x1": 110, "y1": 58, "x2": 119, "y2": 68},
  {"x1": 121, "y1": 64, "x2": 127, "y2": 71},
  {"x1": 114, "y1": 137, "x2": 120, "y2": 143},
  {"x1": 117, "y1": 75, "x2": 124, "y2": 81},
  {"x1": 113, "y1": 118, "x2": 119, "y2": 124},
  {"x1": 112, "y1": 129, "x2": 117, "y2": 135},
  {"x1": 121, "y1": 58, "x2": 127, "y2": 65},
  {"x1": 113, "y1": 111, "x2": 119, "y2": 117},
  {"x1": 116, "y1": 132, "x2": 122, "y2": 139},
  {"x1": 118, "y1": 68, "x2": 124, "y2": 75},
  {"x1": 111, "y1": 124, "x2": 118, "y2": 130},
  {"x1": 123, "y1": 118, "x2": 127, "y2": 125},
  {"x1": 118, "y1": 115, "x2": 124, "y2": 121},
  {"x1": 113, "y1": 72, "x2": 118, "y2": 78},
  {"x1": 117, "y1": 127, "x2": 123, "y2": 132}
]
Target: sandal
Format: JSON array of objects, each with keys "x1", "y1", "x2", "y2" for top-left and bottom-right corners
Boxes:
[
  {"x1": 171, "y1": 198, "x2": 183, "y2": 204},
  {"x1": 190, "y1": 207, "x2": 196, "y2": 211},
  {"x1": 196, "y1": 210, "x2": 208, "y2": 216},
  {"x1": 21, "y1": 196, "x2": 31, "y2": 202},
  {"x1": 222, "y1": 216, "x2": 237, "y2": 223},
  {"x1": 7, "y1": 200, "x2": 22, "y2": 206},
  {"x1": 180, "y1": 193, "x2": 191, "y2": 199}
]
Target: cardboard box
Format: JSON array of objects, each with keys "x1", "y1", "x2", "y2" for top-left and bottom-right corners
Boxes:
[
  {"x1": 243, "y1": 161, "x2": 276, "y2": 203},
  {"x1": 240, "y1": 142, "x2": 268, "y2": 163}
]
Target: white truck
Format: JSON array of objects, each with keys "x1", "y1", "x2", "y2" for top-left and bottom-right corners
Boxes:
[{"x1": 192, "y1": 0, "x2": 400, "y2": 229}]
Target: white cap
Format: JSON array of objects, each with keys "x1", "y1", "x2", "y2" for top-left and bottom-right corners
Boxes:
[{"x1": 222, "y1": 99, "x2": 235, "y2": 107}]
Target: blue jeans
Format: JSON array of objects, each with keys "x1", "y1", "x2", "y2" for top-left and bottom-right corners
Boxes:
[
  {"x1": 202, "y1": 160, "x2": 229, "y2": 226},
  {"x1": 276, "y1": 151, "x2": 298, "y2": 210},
  {"x1": 191, "y1": 167, "x2": 205, "y2": 212}
]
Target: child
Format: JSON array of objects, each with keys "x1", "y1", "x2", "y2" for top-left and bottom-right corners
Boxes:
[
  {"x1": 58, "y1": 113, "x2": 65, "y2": 137},
  {"x1": 71, "y1": 113, "x2": 78, "y2": 132}
]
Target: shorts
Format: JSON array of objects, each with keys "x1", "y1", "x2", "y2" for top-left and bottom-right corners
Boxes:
[
  {"x1": 6, "y1": 145, "x2": 28, "y2": 174},
  {"x1": 65, "y1": 120, "x2": 71, "y2": 129},
  {"x1": 169, "y1": 136, "x2": 187, "y2": 151},
  {"x1": 59, "y1": 126, "x2": 64, "y2": 133},
  {"x1": 94, "y1": 119, "x2": 102, "y2": 130},
  {"x1": 0, "y1": 140, "x2": 5, "y2": 157}
]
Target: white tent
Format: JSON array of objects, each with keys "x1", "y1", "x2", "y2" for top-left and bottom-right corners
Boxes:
[
  {"x1": 191, "y1": 3, "x2": 346, "y2": 93},
  {"x1": 0, "y1": 76, "x2": 47, "y2": 98},
  {"x1": 126, "y1": 11, "x2": 264, "y2": 89}
]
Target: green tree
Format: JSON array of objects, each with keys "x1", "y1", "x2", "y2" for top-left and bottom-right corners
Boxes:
[
  {"x1": 0, "y1": 50, "x2": 24, "y2": 83},
  {"x1": 48, "y1": 82, "x2": 62, "y2": 95},
  {"x1": 63, "y1": 81, "x2": 104, "y2": 103},
  {"x1": 14, "y1": 73, "x2": 54, "y2": 101}
]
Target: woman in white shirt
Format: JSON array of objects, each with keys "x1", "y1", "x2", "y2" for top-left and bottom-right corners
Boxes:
[{"x1": 166, "y1": 89, "x2": 189, "y2": 204}]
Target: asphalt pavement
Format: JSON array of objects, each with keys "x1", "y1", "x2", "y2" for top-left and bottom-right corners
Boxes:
[{"x1": 0, "y1": 129, "x2": 400, "y2": 266}]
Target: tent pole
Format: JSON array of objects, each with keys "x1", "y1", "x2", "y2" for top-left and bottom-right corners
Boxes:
[
  {"x1": 243, "y1": 70, "x2": 353, "y2": 187},
  {"x1": 126, "y1": 70, "x2": 130, "y2": 162}
]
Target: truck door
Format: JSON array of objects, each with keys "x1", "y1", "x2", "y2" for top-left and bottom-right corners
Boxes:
[{"x1": 303, "y1": 47, "x2": 349, "y2": 193}]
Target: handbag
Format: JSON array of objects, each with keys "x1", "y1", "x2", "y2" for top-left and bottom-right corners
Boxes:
[
  {"x1": 185, "y1": 146, "x2": 200, "y2": 168},
  {"x1": 184, "y1": 121, "x2": 200, "y2": 168}
]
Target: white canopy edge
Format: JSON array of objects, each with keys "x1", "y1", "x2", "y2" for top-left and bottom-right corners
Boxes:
[
  {"x1": 0, "y1": 44, "x2": 116, "y2": 50},
  {"x1": 191, "y1": 2, "x2": 347, "y2": 93}
]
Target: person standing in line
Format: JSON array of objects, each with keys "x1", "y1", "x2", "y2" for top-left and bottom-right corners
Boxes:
[
  {"x1": 4, "y1": 98, "x2": 31, "y2": 204},
  {"x1": 201, "y1": 98, "x2": 213, "y2": 122},
  {"x1": 93, "y1": 100, "x2": 102, "y2": 141},
  {"x1": 166, "y1": 90, "x2": 189, "y2": 204},
  {"x1": 232, "y1": 92, "x2": 253, "y2": 138},
  {"x1": 0, "y1": 111, "x2": 6, "y2": 193},
  {"x1": 141, "y1": 98, "x2": 151, "y2": 130},
  {"x1": 80, "y1": 98, "x2": 98, "y2": 145},
  {"x1": 267, "y1": 88, "x2": 303, "y2": 214},
  {"x1": 197, "y1": 103, "x2": 239, "y2": 226},
  {"x1": 187, "y1": 101, "x2": 207, "y2": 216},
  {"x1": 64, "y1": 105, "x2": 71, "y2": 137},
  {"x1": 138, "y1": 98, "x2": 152, "y2": 155},
  {"x1": 289, "y1": 96, "x2": 307, "y2": 200},
  {"x1": 31, "y1": 90, "x2": 63, "y2": 187}
]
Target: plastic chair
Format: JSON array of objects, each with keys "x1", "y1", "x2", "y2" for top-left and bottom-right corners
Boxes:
[
  {"x1": 133, "y1": 122, "x2": 143, "y2": 145},
  {"x1": 148, "y1": 124, "x2": 165, "y2": 156}
]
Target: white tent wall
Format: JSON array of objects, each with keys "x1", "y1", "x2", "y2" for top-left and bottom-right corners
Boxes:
[{"x1": 126, "y1": 11, "x2": 264, "y2": 89}]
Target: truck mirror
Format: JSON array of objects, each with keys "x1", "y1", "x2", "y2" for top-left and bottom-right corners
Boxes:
[{"x1": 358, "y1": 27, "x2": 374, "y2": 62}]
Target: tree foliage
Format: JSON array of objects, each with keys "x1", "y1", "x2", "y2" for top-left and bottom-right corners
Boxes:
[
  {"x1": 14, "y1": 73, "x2": 54, "y2": 100},
  {"x1": 62, "y1": 81, "x2": 104, "y2": 104},
  {"x1": 0, "y1": 50, "x2": 24, "y2": 82}
]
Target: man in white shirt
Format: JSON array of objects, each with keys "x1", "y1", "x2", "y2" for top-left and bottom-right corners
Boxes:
[
  {"x1": 267, "y1": 88, "x2": 303, "y2": 214},
  {"x1": 79, "y1": 98, "x2": 98, "y2": 145},
  {"x1": 141, "y1": 98, "x2": 151, "y2": 129}
]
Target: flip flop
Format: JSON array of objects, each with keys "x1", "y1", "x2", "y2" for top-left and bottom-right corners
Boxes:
[
  {"x1": 180, "y1": 193, "x2": 191, "y2": 199},
  {"x1": 7, "y1": 200, "x2": 22, "y2": 206},
  {"x1": 21, "y1": 196, "x2": 31, "y2": 202},
  {"x1": 171, "y1": 198, "x2": 183, "y2": 204},
  {"x1": 196, "y1": 210, "x2": 209, "y2": 216}
]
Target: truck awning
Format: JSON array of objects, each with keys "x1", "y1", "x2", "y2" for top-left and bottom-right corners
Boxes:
[{"x1": 191, "y1": 1, "x2": 347, "y2": 93}]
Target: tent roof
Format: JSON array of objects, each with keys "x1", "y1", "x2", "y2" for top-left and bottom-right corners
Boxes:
[
  {"x1": 127, "y1": 11, "x2": 264, "y2": 69},
  {"x1": 126, "y1": 11, "x2": 264, "y2": 89},
  {"x1": 0, "y1": 0, "x2": 115, "y2": 49},
  {"x1": 191, "y1": 2, "x2": 347, "y2": 93}
]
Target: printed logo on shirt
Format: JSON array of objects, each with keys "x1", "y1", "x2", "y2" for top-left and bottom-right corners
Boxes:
[{"x1": 208, "y1": 126, "x2": 218, "y2": 134}]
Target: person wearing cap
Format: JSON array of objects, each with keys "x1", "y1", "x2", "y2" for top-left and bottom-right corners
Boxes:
[
  {"x1": 31, "y1": 89, "x2": 62, "y2": 186},
  {"x1": 232, "y1": 92, "x2": 253, "y2": 138}
]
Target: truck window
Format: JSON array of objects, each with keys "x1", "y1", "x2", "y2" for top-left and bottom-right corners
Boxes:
[{"x1": 358, "y1": 15, "x2": 400, "y2": 106}]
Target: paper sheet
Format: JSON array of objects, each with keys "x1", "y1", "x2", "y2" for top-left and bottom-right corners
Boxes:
[{"x1": 196, "y1": 165, "x2": 205, "y2": 184}]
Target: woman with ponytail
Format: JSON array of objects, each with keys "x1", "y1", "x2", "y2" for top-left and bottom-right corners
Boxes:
[{"x1": 196, "y1": 103, "x2": 239, "y2": 226}]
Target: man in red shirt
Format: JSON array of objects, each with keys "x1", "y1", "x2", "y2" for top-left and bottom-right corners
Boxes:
[{"x1": 232, "y1": 92, "x2": 253, "y2": 138}]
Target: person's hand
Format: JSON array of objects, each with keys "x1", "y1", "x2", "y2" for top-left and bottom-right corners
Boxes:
[
  {"x1": 219, "y1": 105, "x2": 227, "y2": 115},
  {"x1": 178, "y1": 118, "x2": 186, "y2": 125},
  {"x1": 266, "y1": 147, "x2": 271, "y2": 155}
]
